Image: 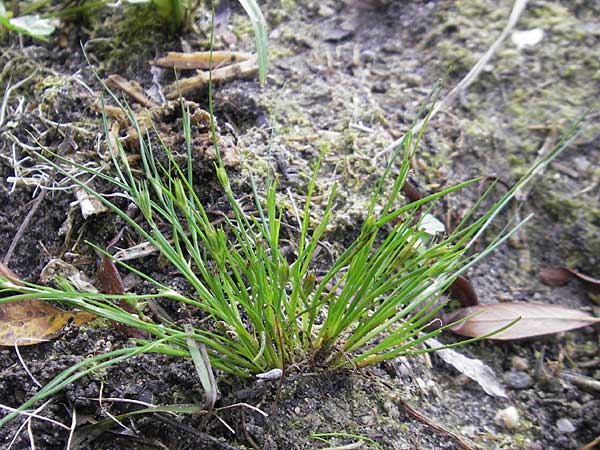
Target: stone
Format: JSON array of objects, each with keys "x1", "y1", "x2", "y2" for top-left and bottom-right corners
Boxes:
[
  {"x1": 504, "y1": 371, "x2": 534, "y2": 390},
  {"x1": 495, "y1": 406, "x2": 519, "y2": 429},
  {"x1": 556, "y1": 418, "x2": 576, "y2": 434},
  {"x1": 511, "y1": 356, "x2": 530, "y2": 371}
]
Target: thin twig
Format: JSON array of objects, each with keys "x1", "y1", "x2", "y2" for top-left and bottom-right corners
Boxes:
[
  {"x1": 580, "y1": 435, "x2": 600, "y2": 450},
  {"x1": 153, "y1": 414, "x2": 241, "y2": 450},
  {"x1": 3, "y1": 189, "x2": 46, "y2": 266},
  {"x1": 400, "y1": 400, "x2": 476, "y2": 450}
]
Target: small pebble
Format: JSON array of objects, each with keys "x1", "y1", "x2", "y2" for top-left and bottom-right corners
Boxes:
[
  {"x1": 383, "y1": 400, "x2": 399, "y2": 420},
  {"x1": 460, "y1": 425, "x2": 477, "y2": 437},
  {"x1": 495, "y1": 406, "x2": 520, "y2": 429},
  {"x1": 360, "y1": 414, "x2": 375, "y2": 426},
  {"x1": 504, "y1": 370, "x2": 534, "y2": 390},
  {"x1": 574, "y1": 156, "x2": 591, "y2": 173},
  {"x1": 405, "y1": 73, "x2": 424, "y2": 87},
  {"x1": 318, "y1": 4, "x2": 335, "y2": 17},
  {"x1": 556, "y1": 418, "x2": 576, "y2": 434},
  {"x1": 361, "y1": 50, "x2": 376, "y2": 63},
  {"x1": 511, "y1": 356, "x2": 530, "y2": 371}
]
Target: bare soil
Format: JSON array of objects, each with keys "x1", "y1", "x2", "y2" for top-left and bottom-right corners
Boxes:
[{"x1": 1, "y1": 1, "x2": 599, "y2": 449}]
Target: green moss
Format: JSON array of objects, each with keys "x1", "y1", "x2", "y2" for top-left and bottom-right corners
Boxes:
[
  {"x1": 281, "y1": 0, "x2": 297, "y2": 12},
  {"x1": 538, "y1": 190, "x2": 600, "y2": 271},
  {"x1": 88, "y1": 4, "x2": 171, "y2": 73},
  {"x1": 232, "y1": 15, "x2": 255, "y2": 39},
  {"x1": 508, "y1": 155, "x2": 525, "y2": 167}
]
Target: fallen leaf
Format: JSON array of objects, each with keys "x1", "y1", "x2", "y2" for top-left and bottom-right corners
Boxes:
[
  {"x1": 164, "y1": 56, "x2": 258, "y2": 99},
  {"x1": 74, "y1": 187, "x2": 107, "y2": 219},
  {"x1": 96, "y1": 256, "x2": 147, "y2": 339},
  {"x1": 446, "y1": 302, "x2": 600, "y2": 340},
  {"x1": 152, "y1": 51, "x2": 252, "y2": 70},
  {"x1": 40, "y1": 259, "x2": 98, "y2": 293},
  {"x1": 540, "y1": 267, "x2": 600, "y2": 292},
  {"x1": 427, "y1": 337, "x2": 507, "y2": 398},
  {"x1": 567, "y1": 269, "x2": 600, "y2": 292},
  {"x1": 0, "y1": 262, "x2": 95, "y2": 346},
  {"x1": 96, "y1": 255, "x2": 125, "y2": 295},
  {"x1": 539, "y1": 267, "x2": 572, "y2": 286},
  {"x1": 0, "y1": 299, "x2": 95, "y2": 346},
  {"x1": 104, "y1": 74, "x2": 158, "y2": 108},
  {"x1": 448, "y1": 275, "x2": 479, "y2": 307},
  {"x1": 402, "y1": 179, "x2": 421, "y2": 203}
]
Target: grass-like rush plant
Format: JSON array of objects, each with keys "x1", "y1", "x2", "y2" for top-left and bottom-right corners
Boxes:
[{"x1": 0, "y1": 83, "x2": 590, "y2": 426}]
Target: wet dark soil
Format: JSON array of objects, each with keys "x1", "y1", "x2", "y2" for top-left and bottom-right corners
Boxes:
[{"x1": 1, "y1": 0, "x2": 599, "y2": 449}]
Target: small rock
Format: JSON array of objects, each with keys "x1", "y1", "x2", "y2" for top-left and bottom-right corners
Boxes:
[
  {"x1": 361, "y1": 50, "x2": 376, "y2": 63},
  {"x1": 318, "y1": 4, "x2": 335, "y2": 17},
  {"x1": 383, "y1": 400, "x2": 399, "y2": 420},
  {"x1": 405, "y1": 73, "x2": 423, "y2": 87},
  {"x1": 323, "y1": 23, "x2": 354, "y2": 42},
  {"x1": 504, "y1": 371, "x2": 533, "y2": 390},
  {"x1": 511, "y1": 28, "x2": 544, "y2": 51},
  {"x1": 574, "y1": 156, "x2": 591, "y2": 173},
  {"x1": 511, "y1": 356, "x2": 530, "y2": 371},
  {"x1": 556, "y1": 418, "x2": 576, "y2": 434},
  {"x1": 360, "y1": 414, "x2": 375, "y2": 426},
  {"x1": 460, "y1": 425, "x2": 477, "y2": 437},
  {"x1": 495, "y1": 406, "x2": 519, "y2": 429}
]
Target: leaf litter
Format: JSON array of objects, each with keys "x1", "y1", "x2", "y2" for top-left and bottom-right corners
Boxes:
[
  {"x1": 426, "y1": 337, "x2": 507, "y2": 398},
  {"x1": 446, "y1": 302, "x2": 600, "y2": 340},
  {"x1": 0, "y1": 262, "x2": 94, "y2": 346},
  {"x1": 540, "y1": 266, "x2": 600, "y2": 292}
]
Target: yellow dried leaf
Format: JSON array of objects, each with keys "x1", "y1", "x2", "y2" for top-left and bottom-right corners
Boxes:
[
  {"x1": 0, "y1": 299, "x2": 95, "y2": 346},
  {"x1": 0, "y1": 262, "x2": 95, "y2": 346}
]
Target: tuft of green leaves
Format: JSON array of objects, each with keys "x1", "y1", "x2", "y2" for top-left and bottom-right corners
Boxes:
[{"x1": 0, "y1": 83, "x2": 591, "y2": 426}]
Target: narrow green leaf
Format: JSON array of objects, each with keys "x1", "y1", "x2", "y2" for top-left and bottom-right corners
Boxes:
[{"x1": 237, "y1": 0, "x2": 268, "y2": 85}]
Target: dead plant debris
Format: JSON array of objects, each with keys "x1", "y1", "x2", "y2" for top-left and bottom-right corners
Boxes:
[
  {"x1": 446, "y1": 302, "x2": 600, "y2": 340},
  {"x1": 0, "y1": 262, "x2": 95, "y2": 346}
]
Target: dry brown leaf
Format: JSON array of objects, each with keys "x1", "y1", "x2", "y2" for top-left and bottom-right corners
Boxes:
[
  {"x1": 0, "y1": 262, "x2": 95, "y2": 346},
  {"x1": 567, "y1": 269, "x2": 600, "y2": 292},
  {"x1": 96, "y1": 255, "x2": 125, "y2": 295},
  {"x1": 448, "y1": 275, "x2": 479, "y2": 307},
  {"x1": 446, "y1": 302, "x2": 600, "y2": 340},
  {"x1": 540, "y1": 267, "x2": 600, "y2": 292},
  {"x1": 104, "y1": 74, "x2": 158, "y2": 108},
  {"x1": 539, "y1": 267, "x2": 572, "y2": 286},
  {"x1": 0, "y1": 300, "x2": 95, "y2": 346},
  {"x1": 165, "y1": 56, "x2": 259, "y2": 99},
  {"x1": 95, "y1": 256, "x2": 148, "y2": 339},
  {"x1": 152, "y1": 51, "x2": 252, "y2": 70}
]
